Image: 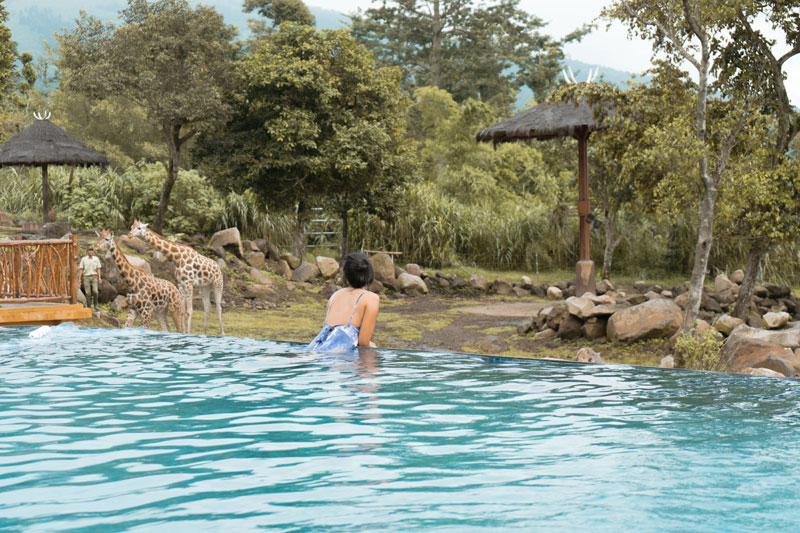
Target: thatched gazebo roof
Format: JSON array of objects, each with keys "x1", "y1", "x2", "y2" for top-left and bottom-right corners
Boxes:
[
  {"x1": 475, "y1": 99, "x2": 612, "y2": 142},
  {"x1": 0, "y1": 118, "x2": 109, "y2": 167}
]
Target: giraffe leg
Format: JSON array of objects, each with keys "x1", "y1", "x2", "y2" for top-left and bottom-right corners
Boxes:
[
  {"x1": 171, "y1": 300, "x2": 185, "y2": 334},
  {"x1": 182, "y1": 285, "x2": 194, "y2": 334},
  {"x1": 214, "y1": 280, "x2": 224, "y2": 336},
  {"x1": 201, "y1": 285, "x2": 212, "y2": 335},
  {"x1": 125, "y1": 309, "x2": 137, "y2": 328},
  {"x1": 139, "y1": 304, "x2": 154, "y2": 329},
  {"x1": 156, "y1": 309, "x2": 168, "y2": 332}
]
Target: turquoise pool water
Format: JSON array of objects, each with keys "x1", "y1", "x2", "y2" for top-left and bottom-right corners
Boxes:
[{"x1": 1, "y1": 324, "x2": 799, "y2": 531}]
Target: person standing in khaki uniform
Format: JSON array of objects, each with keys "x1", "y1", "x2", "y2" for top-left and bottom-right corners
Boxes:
[{"x1": 79, "y1": 247, "x2": 102, "y2": 311}]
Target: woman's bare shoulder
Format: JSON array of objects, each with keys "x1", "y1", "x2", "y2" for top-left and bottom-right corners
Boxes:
[{"x1": 363, "y1": 290, "x2": 380, "y2": 305}]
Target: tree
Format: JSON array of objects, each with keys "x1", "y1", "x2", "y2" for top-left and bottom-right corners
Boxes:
[
  {"x1": 350, "y1": 0, "x2": 587, "y2": 105},
  {"x1": 605, "y1": 0, "x2": 759, "y2": 330},
  {"x1": 194, "y1": 23, "x2": 413, "y2": 258},
  {"x1": 56, "y1": 0, "x2": 238, "y2": 234},
  {"x1": 244, "y1": 0, "x2": 315, "y2": 27}
]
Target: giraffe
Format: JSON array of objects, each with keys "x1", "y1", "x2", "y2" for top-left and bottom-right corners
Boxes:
[
  {"x1": 129, "y1": 220, "x2": 225, "y2": 335},
  {"x1": 95, "y1": 229, "x2": 185, "y2": 333}
]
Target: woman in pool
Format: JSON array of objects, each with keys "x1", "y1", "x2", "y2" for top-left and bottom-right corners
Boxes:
[{"x1": 308, "y1": 252, "x2": 380, "y2": 352}]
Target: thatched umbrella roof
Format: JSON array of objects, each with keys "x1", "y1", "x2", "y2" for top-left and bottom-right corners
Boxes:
[
  {"x1": 0, "y1": 118, "x2": 109, "y2": 167},
  {"x1": 475, "y1": 99, "x2": 612, "y2": 142}
]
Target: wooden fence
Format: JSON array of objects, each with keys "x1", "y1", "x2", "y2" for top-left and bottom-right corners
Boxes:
[{"x1": 0, "y1": 236, "x2": 79, "y2": 304}]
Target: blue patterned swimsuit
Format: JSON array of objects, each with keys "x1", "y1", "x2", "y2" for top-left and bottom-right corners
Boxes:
[{"x1": 308, "y1": 290, "x2": 366, "y2": 353}]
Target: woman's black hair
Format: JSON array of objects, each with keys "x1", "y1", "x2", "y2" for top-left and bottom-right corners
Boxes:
[{"x1": 342, "y1": 252, "x2": 374, "y2": 289}]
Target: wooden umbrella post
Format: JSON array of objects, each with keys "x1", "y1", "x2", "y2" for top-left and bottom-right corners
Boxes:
[
  {"x1": 575, "y1": 127, "x2": 596, "y2": 296},
  {"x1": 41, "y1": 164, "x2": 50, "y2": 224}
]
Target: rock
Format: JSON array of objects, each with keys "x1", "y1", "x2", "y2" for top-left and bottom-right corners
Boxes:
[
  {"x1": 40, "y1": 221, "x2": 71, "y2": 238},
  {"x1": 545, "y1": 302, "x2": 569, "y2": 330},
  {"x1": 754, "y1": 286, "x2": 768, "y2": 298},
  {"x1": 245, "y1": 251, "x2": 265, "y2": 269},
  {"x1": 764, "y1": 283, "x2": 791, "y2": 299},
  {"x1": 644, "y1": 290, "x2": 661, "y2": 301},
  {"x1": 517, "y1": 318, "x2": 535, "y2": 336},
  {"x1": 424, "y1": 277, "x2": 437, "y2": 291},
  {"x1": 747, "y1": 311, "x2": 764, "y2": 328},
  {"x1": 716, "y1": 289, "x2": 736, "y2": 305},
  {"x1": 292, "y1": 262, "x2": 320, "y2": 283},
  {"x1": 596, "y1": 279, "x2": 615, "y2": 294},
  {"x1": 660, "y1": 355, "x2": 675, "y2": 369},
  {"x1": 438, "y1": 278, "x2": 451, "y2": 289},
  {"x1": 607, "y1": 299, "x2": 683, "y2": 343},
  {"x1": 249, "y1": 268, "x2": 274, "y2": 286},
  {"x1": 124, "y1": 254, "x2": 151, "y2": 275},
  {"x1": 701, "y1": 295, "x2": 722, "y2": 313},
  {"x1": 119, "y1": 235, "x2": 149, "y2": 253},
  {"x1": 582, "y1": 318, "x2": 607, "y2": 340},
  {"x1": 393, "y1": 265, "x2": 404, "y2": 278},
  {"x1": 763, "y1": 311, "x2": 790, "y2": 330},
  {"x1": 316, "y1": 256, "x2": 339, "y2": 279},
  {"x1": 468, "y1": 274, "x2": 490, "y2": 291},
  {"x1": 731, "y1": 269, "x2": 745, "y2": 284},
  {"x1": 475, "y1": 335, "x2": 508, "y2": 354},
  {"x1": 452, "y1": 277, "x2": 467, "y2": 289},
  {"x1": 152, "y1": 251, "x2": 167, "y2": 264},
  {"x1": 512, "y1": 287, "x2": 531, "y2": 297},
  {"x1": 110, "y1": 294, "x2": 128, "y2": 313},
  {"x1": 566, "y1": 296, "x2": 595, "y2": 319},
  {"x1": 741, "y1": 367, "x2": 786, "y2": 378},
  {"x1": 547, "y1": 286, "x2": 563, "y2": 300},
  {"x1": 77, "y1": 288, "x2": 86, "y2": 304},
  {"x1": 371, "y1": 253, "x2": 396, "y2": 285},
  {"x1": 728, "y1": 323, "x2": 800, "y2": 348},
  {"x1": 398, "y1": 272, "x2": 428, "y2": 294},
  {"x1": 492, "y1": 277, "x2": 514, "y2": 295},
  {"x1": 368, "y1": 279, "x2": 384, "y2": 293},
  {"x1": 533, "y1": 328, "x2": 557, "y2": 341},
  {"x1": 520, "y1": 276, "x2": 533, "y2": 290},
  {"x1": 275, "y1": 259, "x2": 292, "y2": 280},
  {"x1": 0, "y1": 209, "x2": 11, "y2": 225},
  {"x1": 633, "y1": 280, "x2": 647, "y2": 293},
  {"x1": 243, "y1": 284, "x2": 281, "y2": 303},
  {"x1": 265, "y1": 242, "x2": 280, "y2": 261},
  {"x1": 557, "y1": 314, "x2": 583, "y2": 340},
  {"x1": 532, "y1": 284, "x2": 547, "y2": 298},
  {"x1": 94, "y1": 309, "x2": 121, "y2": 328},
  {"x1": 98, "y1": 279, "x2": 118, "y2": 303},
  {"x1": 626, "y1": 294, "x2": 647, "y2": 306},
  {"x1": 722, "y1": 335, "x2": 800, "y2": 376},
  {"x1": 586, "y1": 303, "x2": 630, "y2": 318},
  {"x1": 242, "y1": 240, "x2": 259, "y2": 252},
  {"x1": 216, "y1": 258, "x2": 226, "y2": 270},
  {"x1": 661, "y1": 290, "x2": 673, "y2": 298},
  {"x1": 280, "y1": 252, "x2": 301, "y2": 270},
  {"x1": 405, "y1": 263, "x2": 423, "y2": 277},
  {"x1": 714, "y1": 274, "x2": 734, "y2": 293},
  {"x1": 585, "y1": 293, "x2": 616, "y2": 305},
  {"x1": 576, "y1": 347, "x2": 604, "y2": 363},
  {"x1": 209, "y1": 228, "x2": 243, "y2": 258},
  {"x1": 713, "y1": 314, "x2": 744, "y2": 336},
  {"x1": 320, "y1": 284, "x2": 340, "y2": 299}
]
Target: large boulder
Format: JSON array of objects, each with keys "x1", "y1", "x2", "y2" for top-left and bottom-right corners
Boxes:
[
  {"x1": 520, "y1": 276, "x2": 533, "y2": 290},
  {"x1": 763, "y1": 283, "x2": 791, "y2": 299},
  {"x1": 405, "y1": 263, "x2": 423, "y2": 277},
  {"x1": 763, "y1": 311, "x2": 790, "y2": 330},
  {"x1": 468, "y1": 273, "x2": 490, "y2": 291},
  {"x1": 243, "y1": 284, "x2": 281, "y2": 303},
  {"x1": 741, "y1": 367, "x2": 786, "y2": 378},
  {"x1": 371, "y1": 253, "x2": 396, "y2": 285},
  {"x1": 566, "y1": 296, "x2": 595, "y2": 319},
  {"x1": 713, "y1": 314, "x2": 744, "y2": 336},
  {"x1": 292, "y1": 262, "x2": 320, "y2": 283},
  {"x1": 582, "y1": 317, "x2": 607, "y2": 340},
  {"x1": 98, "y1": 279, "x2": 118, "y2": 303},
  {"x1": 276, "y1": 259, "x2": 292, "y2": 280},
  {"x1": 40, "y1": 221, "x2": 71, "y2": 238},
  {"x1": 492, "y1": 277, "x2": 514, "y2": 295},
  {"x1": 316, "y1": 256, "x2": 339, "y2": 279},
  {"x1": 245, "y1": 251, "x2": 266, "y2": 269},
  {"x1": 557, "y1": 314, "x2": 583, "y2": 340},
  {"x1": 714, "y1": 274, "x2": 734, "y2": 293},
  {"x1": 547, "y1": 286, "x2": 563, "y2": 300},
  {"x1": 728, "y1": 323, "x2": 800, "y2": 348},
  {"x1": 249, "y1": 268, "x2": 274, "y2": 286},
  {"x1": 209, "y1": 228, "x2": 243, "y2": 258},
  {"x1": 721, "y1": 335, "x2": 800, "y2": 377},
  {"x1": 596, "y1": 279, "x2": 615, "y2": 294},
  {"x1": 119, "y1": 235, "x2": 149, "y2": 253},
  {"x1": 607, "y1": 298, "x2": 682, "y2": 343},
  {"x1": 398, "y1": 272, "x2": 428, "y2": 294},
  {"x1": 731, "y1": 269, "x2": 745, "y2": 284},
  {"x1": 110, "y1": 294, "x2": 128, "y2": 313},
  {"x1": 280, "y1": 252, "x2": 302, "y2": 270},
  {"x1": 576, "y1": 347, "x2": 604, "y2": 363},
  {"x1": 125, "y1": 254, "x2": 152, "y2": 275}
]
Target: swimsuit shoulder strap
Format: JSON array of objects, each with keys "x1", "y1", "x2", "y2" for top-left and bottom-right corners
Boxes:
[{"x1": 347, "y1": 291, "x2": 367, "y2": 325}]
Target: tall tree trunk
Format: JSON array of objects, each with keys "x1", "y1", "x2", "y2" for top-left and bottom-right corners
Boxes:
[
  {"x1": 431, "y1": 0, "x2": 442, "y2": 87},
  {"x1": 732, "y1": 239, "x2": 767, "y2": 319},
  {"x1": 292, "y1": 200, "x2": 307, "y2": 260},
  {"x1": 340, "y1": 208, "x2": 349, "y2": 259},
  {"x1": 41, "y1": 165, "x2": 50, "y2": 224},
  {"x1": 153, "y1": 124, "x2": 181, "y2": 235},
  {"x1": 683, "y1": 184, "x2": 716, "y2": 330},
  {"x1": 601, "y1": 207, "x2": 617, "y2": 280}
]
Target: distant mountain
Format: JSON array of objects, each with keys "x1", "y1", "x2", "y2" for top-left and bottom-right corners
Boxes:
[{"x1": 6, "y1": 1, "x2": 645, "y2": 105}]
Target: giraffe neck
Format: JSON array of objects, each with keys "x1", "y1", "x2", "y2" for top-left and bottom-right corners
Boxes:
[
  {"x1": 142, "y1": 228, "x2": 185, "y2": 263},
  {"x1": 108, "y1": 239, "x2": 142, "y2": 286}
]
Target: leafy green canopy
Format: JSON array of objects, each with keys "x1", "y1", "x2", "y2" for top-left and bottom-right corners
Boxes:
[
  {"x1": 350, "y1": 0, "x2": 587, "y2": 106},
  {"x1": 243, "y1": 0, "x2": 315, "y2": 27},
  {"x1": 56, "y1": 0, "x2": 238, "y2": 233}
]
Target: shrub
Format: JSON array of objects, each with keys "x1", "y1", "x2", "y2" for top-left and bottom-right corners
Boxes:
[{"x1": 674, "y1": 328, "x2": 724, "y2": 371}]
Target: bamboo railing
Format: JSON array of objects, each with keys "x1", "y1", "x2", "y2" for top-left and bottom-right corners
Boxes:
[{"x1": 0, "y1": 235, "x2": 79, "y2": 304}]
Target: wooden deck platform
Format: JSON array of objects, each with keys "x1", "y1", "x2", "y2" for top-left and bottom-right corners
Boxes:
[{"x1": 0, "y1": 303, "x2": 92, "y2": 327}]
